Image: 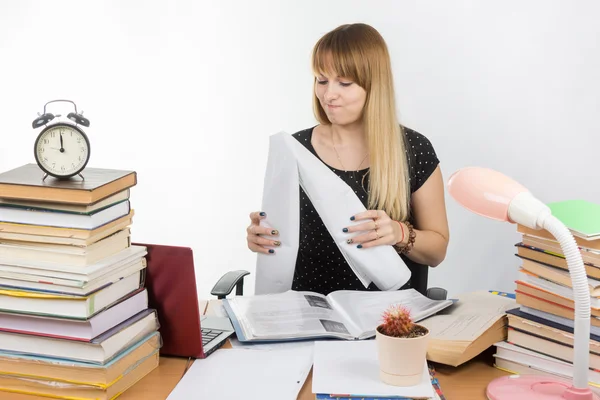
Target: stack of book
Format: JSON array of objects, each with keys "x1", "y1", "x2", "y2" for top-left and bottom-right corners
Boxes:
[
  {"x1": 492, "y1": 199, "x2": 600, "y2": 393},
  {"x1": 0, "y1": 164, "x2": 160, "y2": 399}
]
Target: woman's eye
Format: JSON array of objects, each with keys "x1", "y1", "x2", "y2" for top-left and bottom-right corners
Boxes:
[
  {"x1": 317, "y1": 80, "x2": 328, "y2": 85},
  {"x1": 339, "y1": 82, "x2": 353, "y2": 87}
]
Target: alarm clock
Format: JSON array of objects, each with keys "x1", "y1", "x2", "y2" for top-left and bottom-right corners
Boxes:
[{"x1": 31, "y1": 100, "x2": 91, "y2": 180}]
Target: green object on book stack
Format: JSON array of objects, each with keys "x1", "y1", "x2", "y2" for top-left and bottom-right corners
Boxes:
[{"x1": 547, "y1": 200, "x2": 600, "y2": 240}]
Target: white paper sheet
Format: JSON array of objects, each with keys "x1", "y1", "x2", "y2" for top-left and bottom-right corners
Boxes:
[
  {"x1": 167, "y1": 346, "x2": 314, "y2": 400},
  {"x1": 255, "y1": 131, "x2": 411, "y2": 294},
  {"x1": 254, "y1": 132, "x2": 301, "y2": 294},
  {"x1": 312, "y1": 340, "x2": 434, "y2": 398}
]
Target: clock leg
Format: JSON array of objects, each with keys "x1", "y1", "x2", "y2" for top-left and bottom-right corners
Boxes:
[
  {"x1": 42, "y1": 173, "x2": 48, "y2": 181},
  {"x1": 78, "y1": 173, "x2": 85, "y2": 180}
]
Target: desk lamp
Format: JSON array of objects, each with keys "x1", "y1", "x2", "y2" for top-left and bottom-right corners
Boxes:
[{"x1": 447, "y1": 167, "x2": 597, "y2": 400}]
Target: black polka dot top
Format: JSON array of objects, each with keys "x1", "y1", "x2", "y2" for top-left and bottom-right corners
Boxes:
[{"x1": 290, "y1": 125, "x2": 440, "y2": 295}]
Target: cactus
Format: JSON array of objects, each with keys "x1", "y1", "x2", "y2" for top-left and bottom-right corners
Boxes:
[{"x1": 378, "y1": 304, "x2": 427, "y2": 338}]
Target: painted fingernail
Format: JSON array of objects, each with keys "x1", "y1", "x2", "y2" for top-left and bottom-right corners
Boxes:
[
  {"x1": 350, "y1": 216, "x2": 355, "y2": 221},
  {"x1": 271, "y1": 230, "x2": 279, "y2": 235},
  {"x1": 342, "y1": 227, "x2": 348, "y2": 233},
  {"x1": 260, "y1": 212, "x2": 266, "y2": 216},
  {"x1": 269, "y1": 249, "x2": 275, "y2": 253},
  {"x1": 274, "y1": 241, "x2": 281, "y2": 246},
  {"x1": 346, "y1": 239, "x2": 353, "y2": 244},
  {"x1": 357, "y1": 244, "x2": 363, "y2": 249}
]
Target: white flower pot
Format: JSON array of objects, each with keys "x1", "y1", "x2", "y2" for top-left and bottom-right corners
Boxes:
[{"x1": 375, "y1": 324, "x2": 430, "y2": 386}]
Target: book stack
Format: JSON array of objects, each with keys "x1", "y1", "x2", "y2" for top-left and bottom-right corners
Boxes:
[
  {"x1": 0, "y1": 163, "x2": 160, "y2": 399},
  {"x1": 491, "y1": 199, "x2": 600, "y2": 393}
]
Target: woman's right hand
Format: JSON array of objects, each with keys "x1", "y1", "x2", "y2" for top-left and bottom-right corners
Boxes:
[{"x1": 246, "y1": 211, "x2": 280, "y2": 254}]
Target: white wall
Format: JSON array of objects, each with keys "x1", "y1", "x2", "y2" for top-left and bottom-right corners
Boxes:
[{"x1": 1, "y1": 0, "x2": 599, "y2": 302}]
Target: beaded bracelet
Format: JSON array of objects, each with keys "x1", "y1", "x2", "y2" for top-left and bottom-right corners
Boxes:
[
  {"x1": 402, "y1": 221, "x2": 416, "y2": 254},
  {"x1": 394, "y1": 221, "x2": 416, "y2": 255}
]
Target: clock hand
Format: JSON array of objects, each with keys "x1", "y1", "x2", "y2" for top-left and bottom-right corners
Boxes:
[{"x1": 59, "y1": 133, "x2": 64, "y2": 153}]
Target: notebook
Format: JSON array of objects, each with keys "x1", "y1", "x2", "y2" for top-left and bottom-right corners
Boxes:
[{"x1": 548, "y1": 200, "x2": 600, "y2": 240}]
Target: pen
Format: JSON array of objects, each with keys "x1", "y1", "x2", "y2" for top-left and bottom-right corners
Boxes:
[{"x1": 488, "y1": 290, "x2": 515, "y2": 299}]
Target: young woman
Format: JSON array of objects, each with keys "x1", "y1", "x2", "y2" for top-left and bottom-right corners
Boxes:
[{"x1": 247, "y1": 23, "x2": 450, "y2": 295}]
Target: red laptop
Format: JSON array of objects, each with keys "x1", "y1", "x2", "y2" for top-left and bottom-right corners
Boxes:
[{"x1": 133, "y1": 243, "x2": 234, "y2": 358}]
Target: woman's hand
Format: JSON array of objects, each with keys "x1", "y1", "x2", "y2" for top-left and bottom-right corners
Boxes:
[
  {"x1": 343, "y1": 210, "x2": 405, "y2": 249},
  {"x1": 246, "y1": 211, "x2": 280, "y2": 254}
]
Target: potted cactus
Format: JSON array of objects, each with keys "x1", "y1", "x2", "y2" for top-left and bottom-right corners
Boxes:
[{"x1": 375, "y1": 304, "x2": 430, "y2": 386}]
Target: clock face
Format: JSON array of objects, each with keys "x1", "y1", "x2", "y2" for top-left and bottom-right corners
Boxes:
[{"x1": 34, "y1": 124, "x2": 90, "y2": 178}]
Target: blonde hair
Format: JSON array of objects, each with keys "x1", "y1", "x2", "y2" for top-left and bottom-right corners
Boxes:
[{"x1": 311, "y1": 23, "x2": 411, "y2": 221}]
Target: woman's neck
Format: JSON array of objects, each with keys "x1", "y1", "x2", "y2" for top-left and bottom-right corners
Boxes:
[{"x1": 330, "y1": 122, "x2": 367, "y2": 148}]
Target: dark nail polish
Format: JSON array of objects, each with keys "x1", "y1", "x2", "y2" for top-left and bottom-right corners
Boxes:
[
  {"x1": 350, "y1": 216, "x2": 355, "y2": 221},
  {"x1": 269, "y1": 249, "x2": 275, "y2": 253},
  {"x1": 357, "y1": 244, "x2": 363, "y2": 249},
  {"x1": 274, "y1": 241, "x2": 281, "y2": 246},
  {"x1": 260, "y1": 212, "x2": 266, "y2": 216},
  {"x1": 271, "y1": 230, "x2": 279, "y2": 235},
  {"x1": 343, "y1": 227, "x2": 348, "y2": 233},
  {"x1": 346, "y1": 239, "x2": 353, "y2": 244}
]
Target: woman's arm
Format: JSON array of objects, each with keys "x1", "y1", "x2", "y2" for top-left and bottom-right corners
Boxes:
[{"x1": 398, "y1": 165, "x2": 449, "y2": 267}]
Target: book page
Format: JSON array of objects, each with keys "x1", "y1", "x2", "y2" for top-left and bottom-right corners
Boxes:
[
  {"x1": 418, "y1": 291, "x2": 516, "y2": 341},
  {"x1": 327, "y1": 289, "x2": 453, "y2": 339},
  {"x1": 228, "y1": 291, "x2": 357, "y2": 340}
]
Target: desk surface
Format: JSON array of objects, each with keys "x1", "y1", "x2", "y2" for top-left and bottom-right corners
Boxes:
[
  {"x1": 1, "y1": 351, "x2": 508, "y2": 400},
  {"x1": 1, "y1": 300, "x2": 511, "y2": 400}
]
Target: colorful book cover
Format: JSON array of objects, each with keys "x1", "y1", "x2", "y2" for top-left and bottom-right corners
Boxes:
[{"x1": 548, "y1": 200, "x2": 600, "y2": 238}]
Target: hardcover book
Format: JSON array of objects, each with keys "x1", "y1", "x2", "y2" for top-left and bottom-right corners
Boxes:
[{"x1": 0, "y1": 164, "x2": 136, "y2": 205}]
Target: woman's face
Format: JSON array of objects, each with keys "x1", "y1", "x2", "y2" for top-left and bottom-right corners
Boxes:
[{"x1": 315, "y1": 71, "x2": 367, "y2": 126}]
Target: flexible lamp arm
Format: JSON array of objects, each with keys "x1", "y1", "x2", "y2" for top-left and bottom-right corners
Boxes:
[
  {"x1": 448, "y1": 167, "x2": 592, "y2": 393},
  {"x1": 510, "y1": 192, "x2": 590, "y2": 389},
  {"x1": 539, "y1": 214, "x2": 591, "y2": 389}
]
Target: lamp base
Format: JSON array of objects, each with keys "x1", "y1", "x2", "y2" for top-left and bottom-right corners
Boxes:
[{"x1": 487, "y1": 375, "x2": 599, "y2": 400}]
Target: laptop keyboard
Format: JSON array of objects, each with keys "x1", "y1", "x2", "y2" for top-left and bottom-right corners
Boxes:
[{"x1": 201, "y1": 328, "x2": 223, "y2": 347}]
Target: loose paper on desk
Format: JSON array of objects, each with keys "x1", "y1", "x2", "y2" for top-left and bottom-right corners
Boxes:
[
  {"x1": 312, "y1": 340, "x2": 434, "y2": 398},
  {"x1": 418, "y1": 290, "x2": 516, "y2": 340},
  {"x1": 254, "y1": 131, "x2": 411, "y2": 294},
  {"x1": 166, "y1": 346, "x2": 314, "y2": 400}
]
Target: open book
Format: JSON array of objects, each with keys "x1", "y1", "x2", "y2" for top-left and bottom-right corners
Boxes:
[
  {"x1": 418, "y1": 290, "x2": 516, "y2": 366},
  {"x1": 222, "y1": 289, "x2": 454, "y2": 342}
]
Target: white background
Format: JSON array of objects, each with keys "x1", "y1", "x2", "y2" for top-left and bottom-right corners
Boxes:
[{"x1": 0, "y1": 0, "x2": 598, "y2": 301}]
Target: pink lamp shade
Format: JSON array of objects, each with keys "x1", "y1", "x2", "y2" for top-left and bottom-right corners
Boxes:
[{"x1": 447, "y1": 167, "x2": 529, "y2": 223}]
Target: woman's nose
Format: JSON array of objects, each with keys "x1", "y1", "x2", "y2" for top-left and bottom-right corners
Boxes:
[{"x1": 324, "y1": 85, "x2": 339, "y2": 101}]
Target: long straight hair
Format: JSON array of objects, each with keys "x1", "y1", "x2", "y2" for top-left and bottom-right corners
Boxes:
[{"x1": 311, "y1": 23, "x2": 411, "y2": 222}]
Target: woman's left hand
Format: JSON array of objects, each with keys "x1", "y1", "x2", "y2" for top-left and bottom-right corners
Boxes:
[{"x1": 344, "y1": 210, "x2": 403, "y2": 249}]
